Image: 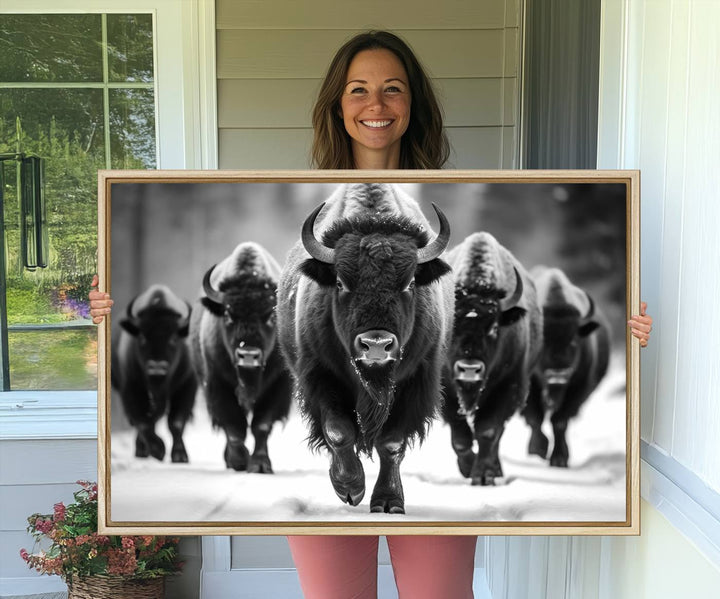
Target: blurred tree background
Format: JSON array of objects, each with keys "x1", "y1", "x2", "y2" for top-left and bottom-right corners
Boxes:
[{"x1": 0, "y1": 13, "x2": 155, "y2": 389}]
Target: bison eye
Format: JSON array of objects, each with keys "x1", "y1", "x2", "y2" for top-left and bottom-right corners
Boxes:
[
  {"x1": 488, "y1": 323, "x2": 499, "y2": 338},
  {"x1": 403, "y1": 279, "x2": 416, "y2": 293},
  {"x1": 336, "y1": 278, "x2": 349, "y2": 292}
]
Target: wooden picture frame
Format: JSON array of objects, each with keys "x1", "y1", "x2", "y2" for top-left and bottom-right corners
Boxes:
[{"x1": 97, "y1": 170, "x2": 640, "y2": 535}]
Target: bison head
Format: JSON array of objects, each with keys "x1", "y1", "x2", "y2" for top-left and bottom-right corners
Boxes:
[
  {"x1": 299, "y1": 202, "x2": 451, "y2": 444},
  {"x1": 450, "y1": 269, "x2": 525, "y2": 414},
  {"x1": 120, "y1": 294, "x2": 191, "y2": 412},
  {"x1": 539, "y1": 294, "x2": 600, "y2": 410},
  {"x1": 201, "y1": 266, "x2": 278, "y2": 399}
]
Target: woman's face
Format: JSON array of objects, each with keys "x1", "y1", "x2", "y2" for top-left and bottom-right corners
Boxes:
[{"x1": 340, "y1": 49, "x2": 411, "y2": 165}]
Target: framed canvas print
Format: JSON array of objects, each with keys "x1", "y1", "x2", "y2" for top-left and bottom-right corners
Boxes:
[{"x1": 97, "y1": 170, "x2": 640, "y2": 535}]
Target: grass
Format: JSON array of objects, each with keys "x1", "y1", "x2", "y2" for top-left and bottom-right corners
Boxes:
[{"x1": 9, "y1": 329, "x2": 97, "y2": 390}]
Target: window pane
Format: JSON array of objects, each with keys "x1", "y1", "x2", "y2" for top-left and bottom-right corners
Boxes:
[
  {"x1": 8, "y1": 328, "x2": 97, "y2": 390},
  {"x1": 107, "y1": 14, "x2": 154, "y2": 83},
  {"x1": 0, "y1": 14, "x2": 103, "y2": 82},
  {"x1": 110, "y1": 89, "x2": 156, "y2": 168}
]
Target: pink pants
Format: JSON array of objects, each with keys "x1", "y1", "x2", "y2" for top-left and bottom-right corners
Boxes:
[{"x1": 287, "y1": 535, "x2": 477, "y2": 599}]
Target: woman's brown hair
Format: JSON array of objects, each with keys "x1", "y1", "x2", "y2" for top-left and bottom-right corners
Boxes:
[{"x1": 311, "y1": 31, "x2": 450, "y2": 170}]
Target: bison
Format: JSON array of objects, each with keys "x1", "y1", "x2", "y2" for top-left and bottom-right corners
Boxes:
[
  {"x1": 441, "y1": 232, "x2": 543, "y2": 485},
  {"x1": 277, "y1": 183, "x2": 454, "y2": 513},
  {"x1": 111, "y1": 285, "x2": 195, "y2": 463},
  {"x1": 189, "y1": 242, "x2": 292, "y2": 473},
  {"x1": 522, "y1": 266, "x2": 611, "y2": 467}
]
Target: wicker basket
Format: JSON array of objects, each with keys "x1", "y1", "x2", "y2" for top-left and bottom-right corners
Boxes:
[{"x1": 67, "y1": 575, "x2": 165, "y2": 599}]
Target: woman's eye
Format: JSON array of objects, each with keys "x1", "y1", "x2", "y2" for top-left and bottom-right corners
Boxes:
[
  {"x1": 385, "y1": 86, "x2": 402, "y2": 93},
  {"x1": 349, "y1": 86, "x2": 367, "y2": 95}
]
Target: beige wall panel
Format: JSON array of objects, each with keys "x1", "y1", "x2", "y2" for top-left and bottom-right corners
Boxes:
[
  {"x1": 217, "y1": 0, "x2": 508, "y2": 30},
  {"x1": 217, "y1": 30, "x2": 507, "y2": 79},
  {"x1": 218, "y1": 78, "x2": 514, "y2": 128},
  {"x1": 218, "y1": 79, "x2": 320, "y2": 128},
  {"x1": 446, "y1": 126, "x2": 504, "y2": 168},
  {"x1": 219, "y1": 128, "x2": 313, "y2": 169},
  {"x1": 505, "y1": 0, "x2": 522, "y2": 27},
  {"x1": 503, "y1": 77, "x2": 517, "y2": 125},
  {"x1": 503, "y1": 27, "x2": 519, "y2": 77},
  {"x1": 502, "y1": 124, "x2": 518, "y2": 167},
  {"x1": 437, "y1": 79, "x2": 504, "y2": 127}
]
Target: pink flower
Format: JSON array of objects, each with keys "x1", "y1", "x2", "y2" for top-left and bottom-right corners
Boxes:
[
  {"x1": 53, "y1": 502, "x2": 66, "y2": 522},
  {"x1": 19, "y1": 548, "x2": 29, "y2": 562},
  {"x1": 34, "y1": 518, "x2": 53, "y2": 534},
  {"x1": 121, "y1": 537, "x2": 135, "y2": 549}
]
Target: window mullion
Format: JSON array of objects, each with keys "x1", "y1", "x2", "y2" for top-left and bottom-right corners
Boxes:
[{"x1": 102, "y1": 13, "x2": 112, "y2": 170}]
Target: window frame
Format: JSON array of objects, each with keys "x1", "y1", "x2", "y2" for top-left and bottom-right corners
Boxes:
[{"x1": 0, "y1": 0, "x2": 217, "y2": 439}]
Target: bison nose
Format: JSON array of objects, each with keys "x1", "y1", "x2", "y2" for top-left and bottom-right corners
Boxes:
[
  {"x1": 544, "y1": 368, "x2": 573, "y2": 385},
  {"x1": 146, "y1": 360, "x2": 169, "y2": 376},
  {"x1": 353, "y1": 330, "x2": 399, "y2": 363},
  {"x1": 236, "y1": 346, "x2": 263, "y2": 368},
  {"x1": 454, "y1": 359, "x2": 486, "y2": 383}
]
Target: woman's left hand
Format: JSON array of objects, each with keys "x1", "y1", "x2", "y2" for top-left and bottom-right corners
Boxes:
[{"x1": 628, "y1": 301, "x2": 652, "y2": 348}]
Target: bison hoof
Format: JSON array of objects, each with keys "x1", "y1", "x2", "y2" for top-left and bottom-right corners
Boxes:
[
  {"x1": 224, "y1": 444, "x2": 249, "y2": 471},
  {"x1": 471, "y1": 469, "x2": 497, "y2": 486},
  {"x1": 330, "y1": 474, "x2": 366, "y2": 507},
  {"x1": 147, "y1": 437, "x2": 165, "y2": 461},
  {"x1": 456, "y1": 450, "x2": 475, "y2": 478},
  {"x1": 528, "y1": 431, "x2": 549, "y2": 459},
  {"x1": 549, "y1": 453, "x2": 569, "y2": 468},
  {"x1": 247, "y1": 455, "x2": 273, "y2": 474},
  {"x1": 370, "y1": 495, "x2": 405, "y2": 514},
  {"x1": 171, "y1": 447, "x2": 189, "y2": 463}
]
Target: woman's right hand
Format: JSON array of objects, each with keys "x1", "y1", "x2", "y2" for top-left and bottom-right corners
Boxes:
[{"x1": 89, "y1": 274, "x2": 113, "y2": 324}]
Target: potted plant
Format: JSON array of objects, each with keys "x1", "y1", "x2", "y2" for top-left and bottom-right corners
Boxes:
[{"x1": 20, "y1": 480, "x2": 182, "y2": 599}]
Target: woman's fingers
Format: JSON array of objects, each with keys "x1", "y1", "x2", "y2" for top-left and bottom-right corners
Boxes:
[{"x1": 628, "y1": 302, "x2": 652, "y2": 348}]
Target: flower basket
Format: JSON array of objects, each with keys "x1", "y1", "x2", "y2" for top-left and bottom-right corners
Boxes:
[
  {"x1": 20, "y1": 481, "x2": 182, "y2": 597},
  {"x1": 67, "y1": 574, "x2": 165, "y2": 599}
]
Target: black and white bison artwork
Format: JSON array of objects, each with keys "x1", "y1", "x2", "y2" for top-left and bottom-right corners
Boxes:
[
  {"x1": 111, "y1": 284, "x2": 196, "y2": 463},
  {"x1": 277, "y1": 183, "x2": 454, "y2": 513},
  {"x1": 522, "y1": 266, "x2": 611, "y2": 467},
  {"x1": 189, "y1": 242, "x2": 292, "y2": 473},
  {"x1": 441, "y1": 232, "x2": 543, "y2": 486}
]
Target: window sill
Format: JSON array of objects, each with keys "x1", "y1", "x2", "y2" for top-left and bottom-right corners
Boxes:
[{"x1": 0, "y1": 390, "x2": 97, "y2": 440}]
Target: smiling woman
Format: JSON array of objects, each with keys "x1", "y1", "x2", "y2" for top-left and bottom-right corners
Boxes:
[{"x1": 310, "y1": 30, "x2": 449, "y2": 170}]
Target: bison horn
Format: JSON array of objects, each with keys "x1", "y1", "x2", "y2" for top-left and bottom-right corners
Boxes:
[
  {"x1": 179, "y1": 300, "x2": 193, "y2": 329},
  {"x1": 126, "y1": 296, "x2": 136, "y2": 319},
  {"x1": 499, "y1": 267, "x2": 524, "y2": 312},
  {"x1": 416, "y1": 203, "x2": 451, "y2": 264},
  {"x1": 202, "y1": 265, "x2": 225, "y2": 304},
  {"x1": 581, "y1": 293, "x2": 596, "y2": 322},
  {"x1": 302, "y1": 203, "x2": 335, "y2": 264}
]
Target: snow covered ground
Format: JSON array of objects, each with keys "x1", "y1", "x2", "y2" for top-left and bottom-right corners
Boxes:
[{"x1": 110, "y1": 358, "x2": 627, "y2": 525}]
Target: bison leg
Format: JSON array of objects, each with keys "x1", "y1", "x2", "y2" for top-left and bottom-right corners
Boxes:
[
  {"x1": 224, "y1": 424, "x2": 250, "y2": 471},
  {"x1": 471, "y1": 422, "x2": 505, "y2": 486},
  {"x1": 370, "y1": 432, "x2": 406, "y2": 514},
  {"x1": 247, "y1": 372, "x2": 292, "y2": 474},
  {"x1": 248, "y1": 421, "x2": 273, "y2": 474},
  {"x1": 549, "y1": 417, "x2": 569, "y2": 468},
  {"x1": 136, "y1": 424, "x2": 165, "y2": 461},
  {"x1": 523, "y1": 376, "x2": 549, "y2": 459},
  {"x1": 168, "y1": 385, "x2": 195, "y2": 464},
  {"x1": 322, "y1": 409, "x2": 365, "y2": 507},
  {"x1": 442, "y1": 384, "x2": 476, "y2": 478}
]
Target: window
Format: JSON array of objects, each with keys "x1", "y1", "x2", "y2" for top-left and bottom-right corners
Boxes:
[{"x1": 0, "y1": 13, "x2": 156, "y2": 391}]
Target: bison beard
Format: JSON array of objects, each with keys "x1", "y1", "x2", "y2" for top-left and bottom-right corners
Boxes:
[{"x1": 351, "y1": 360, "x2": 397, "y2": 455}]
